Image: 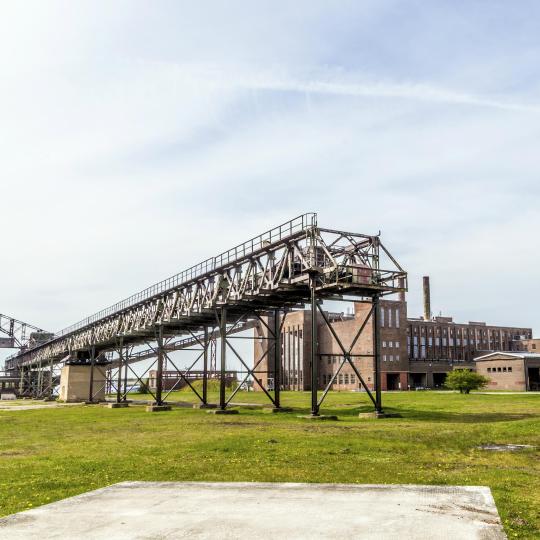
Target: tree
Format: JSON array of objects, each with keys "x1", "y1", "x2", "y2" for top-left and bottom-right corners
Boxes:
[{"x1": 445, "y1": 369, "x2": 489, "y2": 394}]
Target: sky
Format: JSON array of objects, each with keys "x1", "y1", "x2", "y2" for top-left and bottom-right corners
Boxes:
[{"x1": 1, "y1": 1, "x2": 540, "y2": 366}]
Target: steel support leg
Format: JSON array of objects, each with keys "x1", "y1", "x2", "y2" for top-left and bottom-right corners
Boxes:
[
  {"x1": 123, "y1": 347, "x2": 128, "y2": 401},
  {"x1": 88, "y1": 346, "x2": 95, "y2": 402},
  {"x1": 202, "y1": 327, "x2": 209, "y2": 405},
  {"x1": 273, "y1": 309, "x2": 281, "y2": 409},
  {"x1": 373, "y1": 295, "x2": 383, "y2": 413},
  {"x1": 116, "y1": 341, "x2": 123, "y2": 403},
  {"x1": 155, "y1": 327, "x2": 164, "y2": 406},
  {"x1": 219, "y1": 307, "x2": 227, "y2": 410},
  {"x1": 310, "y1": 282, "x2": 319, "y2": 416}
]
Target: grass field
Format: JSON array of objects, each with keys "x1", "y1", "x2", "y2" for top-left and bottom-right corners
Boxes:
[{"x1": 0, "y1": 391, "x2": 538, "y2": 538}]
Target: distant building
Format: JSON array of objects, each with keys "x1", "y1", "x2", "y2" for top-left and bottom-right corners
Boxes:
[
  {"x1": 254, "y1": 277, "x2": 535, "y2": 391},
  {"x1": 475, "y1": 352, "x2": 540, "y2": 391}
]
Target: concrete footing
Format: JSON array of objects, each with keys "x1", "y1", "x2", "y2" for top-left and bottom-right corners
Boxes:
[
  {"x1": 193, "y1": 403, "x2": 218, "y2": 409},
  {"x1": 297, "y1": 414, "x2": 338, "y2": 421},
  {"x1": 106, "y1": 402, "x2": 129, "y2": 409},
  {"x1": 207, "y1": 409, "x2": 239, "y2": 415},
  {"x1": 145, "y1": 405, "x2": 172, "y2": 413}
]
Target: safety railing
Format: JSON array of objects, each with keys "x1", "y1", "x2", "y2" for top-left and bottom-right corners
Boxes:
[{"x1": 55, "y1": 213, "x2": 317, "y2": 338}]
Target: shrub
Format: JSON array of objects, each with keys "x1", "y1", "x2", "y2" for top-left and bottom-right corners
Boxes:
[{"x1": 445, "y1": 369, "x2": 489, "y2": 394}]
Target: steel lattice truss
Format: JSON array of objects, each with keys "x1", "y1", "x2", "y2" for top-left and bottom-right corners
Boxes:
[
  {"x1": 0, "y1": 314, "x2": 45, "y2": 349},
  {"x1": 8, "y1": 214, "x2": 407, "y2": 376}
]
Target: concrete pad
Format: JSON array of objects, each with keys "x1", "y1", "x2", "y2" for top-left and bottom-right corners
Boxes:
[
  {"x1": 358, "y1": 412, "x2": 402, "y2": 419},
  {"x1": 145, "y1": 405, "x2": 172, "y2": 412},
  {"x1": 297, "y1": 414, "x2": 338, "y2": 420},
  {"x1": 105, "y1": 402, "x2": 129, "y2": 409},
  {"x1": 193, "y1": 403, "x2": 218, "y2": 409},
  {"x1": 0, "y1": 482, "x2": 505, "y2": 539},
  {"x1": 264, "y1": 406, "x2": 294, "y2": 413},
  {"x1": 207, "y1": 408, "x2": 239, "y2": 415}
]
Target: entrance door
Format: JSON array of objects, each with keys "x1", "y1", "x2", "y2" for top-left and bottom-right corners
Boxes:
[
  {"x1": 410, "y1": 373, "x2": 426, "y2": 389},
  {"x1": 433, "y1": 372, "x2": 447, "y2": 388},
  {"x1": 387, "y1": 373, "x2": 400, "y2": 390},
  {"x1": 528, "y1": 367, "x2": 540, "y2": 391}
]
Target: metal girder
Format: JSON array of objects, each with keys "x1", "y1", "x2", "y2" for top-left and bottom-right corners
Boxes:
[{"x1": 8, "y1": 214, "x2": 407, "y2": 409}]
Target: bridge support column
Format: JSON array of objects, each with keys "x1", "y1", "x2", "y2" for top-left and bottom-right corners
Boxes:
[
  {"x1": 273, "y1": 309, "x2": 281, "y2": 409},
  {"x1": 219, "y1": 307, "x2": 227, "y2": 410},
  {"x1": 202, "y1": 327, "x2": 209, "y2": 405},
  {"x1": 155, "y1": 326, "x2": 164, "y2": 406},
  {"x1": 123, "y1": 347, "x2": 129, "y2": 401},
  {"x1": 373, "y1": 295, "x2": 383, "y2": 414},
  {"x1": 88, "y1": 346, "x2": 96, "y2": 403},
  {"x1": 116, "y1": 339, "x2": 123, "y2": 404},
  {"x1": 310, "y1": 280, "x2": 319, "y2": 417}
]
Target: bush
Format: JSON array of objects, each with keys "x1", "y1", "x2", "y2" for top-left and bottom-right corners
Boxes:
[{"x1": 445, "y1": 369, "x2": 489, "y2": 394}]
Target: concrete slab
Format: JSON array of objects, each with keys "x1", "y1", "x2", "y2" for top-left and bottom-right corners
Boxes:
[
  {"x1": 297, "y1": 414, "x2": 338, "y2": 420},
  {"x1": 145, "y1": 405, "x2": 172, "y2": 412},
  {"x1": 207, "y1": 408, "x2": 239, "y2": 415},
  {"x1": 0, "y1": 482, "x2": 506, "y2": 539}
]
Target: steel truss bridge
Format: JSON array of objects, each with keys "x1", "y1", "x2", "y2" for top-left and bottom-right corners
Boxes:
[{"x1": 6, "y1": 213, "x2": 407, "y2": 415}]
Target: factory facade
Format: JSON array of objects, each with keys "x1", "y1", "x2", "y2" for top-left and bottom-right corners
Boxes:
[{"x1": 254, "y1": 277, "x2": 534, "y2": 391}]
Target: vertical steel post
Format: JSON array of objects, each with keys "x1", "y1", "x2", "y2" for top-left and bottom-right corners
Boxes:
[
  {"x1": 310, "y1": 280, "x2": 319, "y2": 416},
  {"x1": 156, "y1": 326, "x2": 164, "y2": 406},
  {"x1": 219, "y1": 307, "x2": 227, "y2": 410},
  {"x1": 373, "y1": 295, "x2": 383, "y2": 413},
  {"x1": 116, "y1": 341, "x2": 123, "y2": 403},
  {"x1": 273, "y1": 309, "x2": 281, "y2": 409},
  {"x1": 202, "y1": 327, "x2": 209, "y2": 405},
  {"x1": 123, "y1": 346, "x2": 129, "y2": 402},
  {"x1": 88, "y1": 346, "x2": 96, "y2": 403}
]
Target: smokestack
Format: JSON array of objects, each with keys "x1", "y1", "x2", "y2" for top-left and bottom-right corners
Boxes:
[{"x1": 423, "y1": 276, "x2": 431, "y2": 321}]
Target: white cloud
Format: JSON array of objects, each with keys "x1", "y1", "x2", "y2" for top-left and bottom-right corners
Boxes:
[{"x1": 1, "y1": 1, "x2": 540, "y2": 367}]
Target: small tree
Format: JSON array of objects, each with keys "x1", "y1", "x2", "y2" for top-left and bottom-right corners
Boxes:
[{"x1": 445, "y1": 370, "x2": 489, "y2": 394}]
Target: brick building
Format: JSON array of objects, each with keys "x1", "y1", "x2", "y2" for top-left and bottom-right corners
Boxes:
[
  {"x1": 475, "y1": 352, "x2": 540, "y2": 391},
  {"x1": 253, "y1": 277, "x2": 534, "y2": 391}
]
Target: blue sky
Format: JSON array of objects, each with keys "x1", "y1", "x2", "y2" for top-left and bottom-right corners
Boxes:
[{"x1": 1, "y1": 1, "x2": 540, "y2": 365}]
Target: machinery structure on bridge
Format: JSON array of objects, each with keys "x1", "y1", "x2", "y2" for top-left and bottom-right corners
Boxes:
[{"x1": 5, "y1": 213, "x2": 407, "y2": 415}]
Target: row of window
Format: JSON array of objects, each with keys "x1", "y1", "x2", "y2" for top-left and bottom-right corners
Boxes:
[
  {"x1": 383, "y1": 355, "x2": 400, "y2": 362},
  {"x1": 380, "y1": 307, "x2": 400, "y2": 328},
  {"x1": 382, "y1": 341, "x2": 400, "y2": 348},
  {"x1": 322, "y1": 373, "x2": 357, "y2": 385},
  {"x1": 487, "y1": 366, "x2": 512, "y2": 373}
]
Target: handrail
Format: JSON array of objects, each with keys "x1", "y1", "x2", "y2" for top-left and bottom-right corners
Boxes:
[{"x1": 55, "y1": 213, "x2": 317, "y2": 338}]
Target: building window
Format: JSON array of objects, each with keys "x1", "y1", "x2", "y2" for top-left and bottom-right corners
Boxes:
[
  {"x1": 395, "y1": 341, "x2": 400, "y2": 348},
  {"x1": 508, "y1": 367, "x2": 512, "y2": 372},
  {"x1": 395, "y1": 355, "x2": 400, "y2": 362},
  {"x1": 503, "y1": 367, "x2": 507, "y2": 372},
  {"x1": 497, "y1": 367, "x2": 502, "y2": 372},
  {"x1": 395, "y1": 308, "x2": 400, "y2": 328},
  {"x1": 338, "y1": 374, "x2": 343, "y2": 384},
  {"x1": 382, "y1": 341, "x2": 387, "y2": 347},
  {"x1": 389, "y1": 355, "x2": 393, "y2": 362},
  {"x1": 383, "y1": 355, "x2": 387, "y2": 362},
  {"x1": 350, "y1": 374, "x2": 355, "y2": 384},
  {"x1": 389, "y1": 341, "x2": 393, "y2": 348},
  {"x1": 344, "y1": 373, "x2": 349, "y2": 384},
  {"x1": 533, "y1": 344, "x2": 537, "y2": 350},
  {"x1": 487, "y1": 367, "x2": 492, "y2": 373},
  {"x1": 380, "y1": 307, "x2": 385, "y2": 327}
]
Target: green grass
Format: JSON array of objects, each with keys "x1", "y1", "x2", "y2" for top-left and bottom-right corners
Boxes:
[{"x1": 0, "y1": 392, "x2": 539, "y2": 538}]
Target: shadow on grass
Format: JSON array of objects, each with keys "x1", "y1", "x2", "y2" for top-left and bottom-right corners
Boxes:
[{"x1": 311, "y1": 405, "x2": 537, "y2": 423}]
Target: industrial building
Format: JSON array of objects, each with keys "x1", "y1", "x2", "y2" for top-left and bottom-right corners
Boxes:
[{"x1": 254, "y1": 277, "x2": 534, "y2": 391}]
